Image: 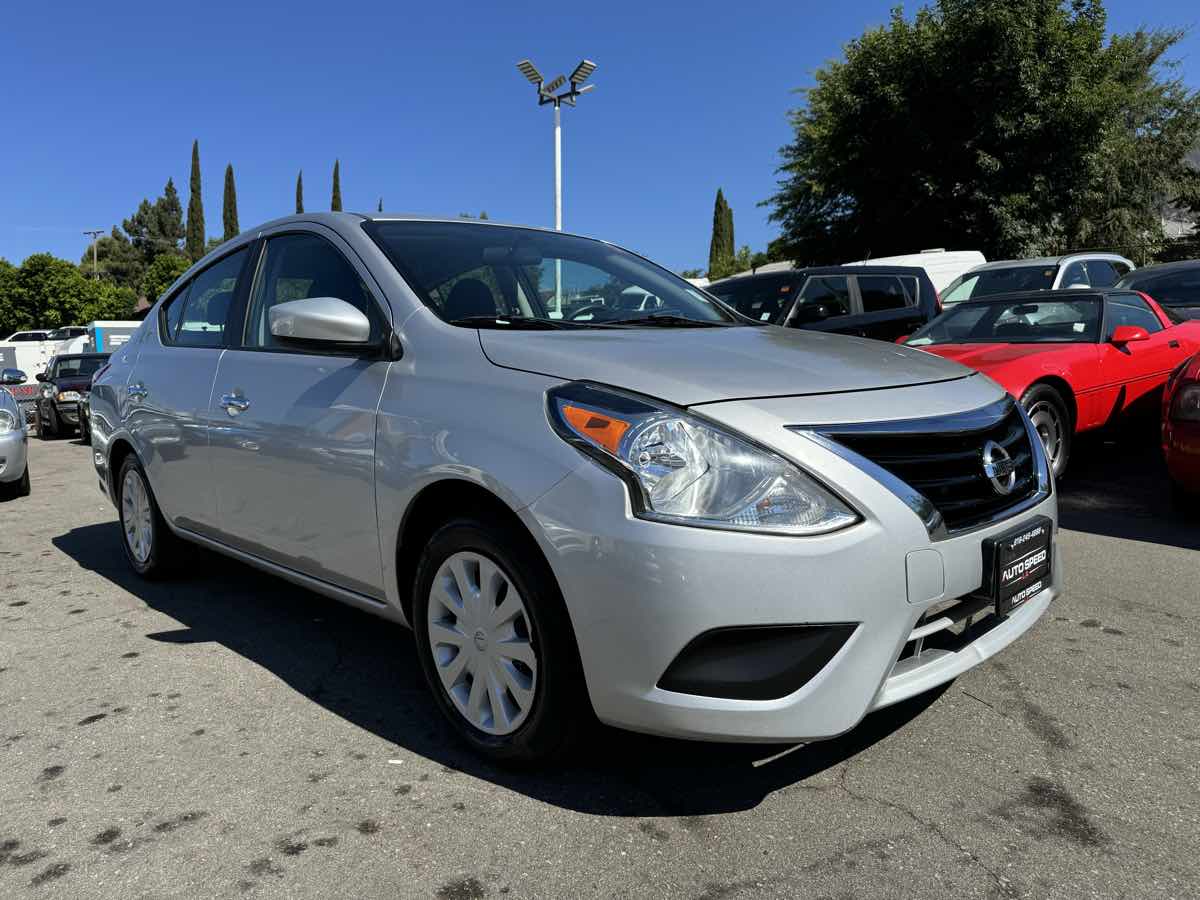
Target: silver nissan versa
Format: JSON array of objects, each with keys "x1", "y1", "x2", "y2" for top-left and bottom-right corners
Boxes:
[{"x1": 88, "y1": 214, "x2": 1060, "y2": 763}]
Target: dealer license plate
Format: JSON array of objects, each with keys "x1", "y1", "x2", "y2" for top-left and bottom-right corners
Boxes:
[{"x1": 980, "y1": 516, "x2": 1053, "y2": 616}]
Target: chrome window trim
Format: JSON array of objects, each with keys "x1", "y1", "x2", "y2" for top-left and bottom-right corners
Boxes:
[{"x1": 789, "y1": 397, "x2": 1052, "y2": 541}]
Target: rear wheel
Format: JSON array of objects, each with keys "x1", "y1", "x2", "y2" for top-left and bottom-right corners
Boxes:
[
  {"x1": 412, "y1": 516, "x2": 586, "y2": 765},
  {"x1": 1022, "y1": 384, "x2": 1072, "y2": 478},
  {"x1": 117, "y1": 455, "x2": 178, "y2": 579},
  {"x1": 36, "y1": 407, "x2": 54, "y2": 440}
]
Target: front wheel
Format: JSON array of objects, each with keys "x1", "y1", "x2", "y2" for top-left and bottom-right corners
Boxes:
[
  {"x1": 0, "y1": 463, "x2": 30, "y2": 500},
  {"x1": 412, "y1": 517, "x2": 587, "y2": 765},
  {"x1": 116, "y1": 455, "x2": 178, "y2": 579},
  {"x1": 1021, "y1": 384, "x2": 1072, "y2": 479},
  {"x1": 36, "y1": 407, "x2": 53, "y2": 440}
]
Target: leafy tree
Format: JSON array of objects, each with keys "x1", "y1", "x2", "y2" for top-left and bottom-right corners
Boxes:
[
  {"x1": 707, "y1": 189, "x2": 735, "y2": 279},
  {"x1": 331, "y1": 160, "x2": 342, "y2": 211},
  {"x1": 80, "y1": 227, "x2": 145, "y2": 291},
  {"x1": 679, "y1": 268, "x2": 704, "y2": 278},
  {"x1": 480, "y1": 211, "x2": 489, "y2": 220},
  {"x1": 4, "y1": 254, "x2": 135, "y2": 333},
  {"x1": 296, "y1": 170, "x2": 304, "y2": 214},
  {"x1": 767, "y1": 0, "x2": 1200, "y2": 263},
  {"x1": 140, "y1": 254, "x2": 191, "y2": 303},
  {"x1": 186, "y1": 140, "x2": 205, "y2": 260},
  {"x1": 0, "y1": 259, "x2": 21, "y2": 335},
  {"x1": 223, "y1": 164, "x2": 239, "y2": 241}
]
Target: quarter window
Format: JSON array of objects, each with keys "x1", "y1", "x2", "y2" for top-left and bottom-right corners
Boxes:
[
  {"x1": 1106, "y1": 294, "x2": 1162, "y2": 336},
  {"x1": 857, "y1": 275, "x2": 914, "y2": 312},
  {"x1": 1059, "y1": 261, "x2": 1089, "y2": 288},
  {"x1": 1085, "y1": 260, "x2": 1120, "y2": 288},
  {"x1": 244, "y1": 234, "x2": 381, "y2": 349}
]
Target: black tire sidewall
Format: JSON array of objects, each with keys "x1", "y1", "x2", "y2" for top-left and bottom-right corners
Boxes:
[
  {"x1": 1022, "y1": 384, "x2": 1072, "y2": 478},
  {"x1": 411, "y1": 518, "x2": 583, "y2": 765},
  {"x1": 116, "y1": 455, "x2": 173, "y2": 579}
]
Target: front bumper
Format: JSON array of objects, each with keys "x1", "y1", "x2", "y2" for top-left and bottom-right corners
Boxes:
[
  {"x1": 523, "y1": 450, "x2": 1058, "y2": 744},
  {"x1": 0, "y1": 427, "x2": 29, "y2": 483},
  {"x1": 55, "y1": 401, "x2": 79, "y2": 425}
]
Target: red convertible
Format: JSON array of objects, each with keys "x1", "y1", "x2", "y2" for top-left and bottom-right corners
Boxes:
[{"x1": 902, "y1": 289, "x2": 1200, "y2": 476}]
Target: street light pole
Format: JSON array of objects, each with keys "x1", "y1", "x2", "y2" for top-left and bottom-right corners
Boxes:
[
  {"x1": 83, "y1": 229, "x2": 103, "y2": 280},
  {"x1": 516, "y1": 58, "x2": 597, "y2": 317}
]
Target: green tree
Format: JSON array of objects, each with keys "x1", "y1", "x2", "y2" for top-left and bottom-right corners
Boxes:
[
  {"x1": 8, "y1": 254, "x2": 134, "y2": 331},
  {"x1": 767, "y1": 0, "x2": 1200, "y2": 262},
  {"x1": 331, "y1": 160, "x2": 342, "y2": 211},
  {"x1": 80, "y1": 227, "x2": 145, "y2": 291},
  {"x1": 222, "y1": 164, "x2": 239, "y2": 241},
  {"x1": 122, "y1": 179, "x2": 185, "y2": 265},
  {"x1": 0, "y1": 259, "x2": 22, "y2": 336},
  {"x1": 707, "y1": 188, "x2": 735, "y2": 279},
  {"x1": 679, "y1": 268, "x2": 704, "y2": 279},
  {"x1": 296, "y1": 170, "x2": 304, "y2": 214},
  {"x1": 377, "y1": 197, "x2": 383, "y2": 212},
  {"x1": 186, "y1": 140, "x2": 205, "y2": 260},
  {"x1": 140, "y1": 254, "x2": 191, "y2": 303}
]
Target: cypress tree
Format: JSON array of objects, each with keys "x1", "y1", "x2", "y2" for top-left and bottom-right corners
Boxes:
[
  {"x1": 222, "y1": 164, "x2": 239, "y2": 241},
  {"x1": 295, "y1": 170, "x2": 304, "y2": 214},
  {"x1": 377, "y1": 197, "x2": 383, "y2": 212},
  {"x1": 331, "y1": 160, "x2": 342, "y2": 211},
  {"x1": 707, "y1": 188, "x2": 734, "y2": 278},
  {"x1": 185, "y1": 140, "x2": 205, "y2": 261}
]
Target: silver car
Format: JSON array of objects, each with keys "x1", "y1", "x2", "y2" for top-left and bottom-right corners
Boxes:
[
  {"x1": 89, "y1": 214, "x2": 1060, "y2": 763},
  {"x1": 1, "y1": 368, "x2": 31, "y2": 499}
]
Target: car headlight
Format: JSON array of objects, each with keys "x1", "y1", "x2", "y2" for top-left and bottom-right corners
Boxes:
[
  {"x1": 0, "y1": 409, "x2": 16, "y2": 434},
  {"x1": 1172, "y1": 383, "x2": 1200, "y2": 422},
  {"x1": 547, "y1": 383, "x2": 859, "y2": 535},
  {"x1": 56, "y1": 390, "x2": 81, "y2": 402}
]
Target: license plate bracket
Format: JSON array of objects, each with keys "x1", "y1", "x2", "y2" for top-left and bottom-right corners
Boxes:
[{"x1": 978, "y1": 516, "x2": 1053, "y2": 616}]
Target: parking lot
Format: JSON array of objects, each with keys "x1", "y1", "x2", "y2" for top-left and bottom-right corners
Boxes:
[{"x1": 0, "y1": 435, "x2": 1197, "y2": 899}]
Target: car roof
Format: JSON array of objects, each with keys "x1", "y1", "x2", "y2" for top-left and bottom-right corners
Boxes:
[
  {"x1": 55, "y1": 352, "x2": 109, "y2": 360},
  {"x1": 710, "y1": 264, "x2": 928, "y2": 287},
  {"x1": 969, "y1": 253, "x2": 1131, "y2": 271},
  {"x1": 1116, "y1": 259, "x2": 1200, "y2": 280}
]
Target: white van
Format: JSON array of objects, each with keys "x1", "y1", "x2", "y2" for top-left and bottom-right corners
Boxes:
[{"x1": 843, "y1": 249, "x2": 986, "y2": 292}]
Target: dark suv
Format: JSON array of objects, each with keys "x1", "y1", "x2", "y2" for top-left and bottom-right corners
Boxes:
[
  {"x1": 34, "y1": 353, "x2": 109, "y2": 439},
  {"x1": 707, "y1": 265, "x2": 940, "y2": 342},
  {"x1": 1115, "y1": 259, "x2": 1200, "y2": 319}
]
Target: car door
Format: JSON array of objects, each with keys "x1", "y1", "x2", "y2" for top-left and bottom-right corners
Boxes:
[
  {"x1": 124, "y1": 246, "x2": 251, "y2": 535},
  {"x1": 850, "y1": 274, "x2": 926, "y2": 341},
  {"x1": 1098, "y1": 292, "x2": 1183, "y2": 415},
  {"x1": 206, "y1": 227, "x2": 392, "y2": 599}
]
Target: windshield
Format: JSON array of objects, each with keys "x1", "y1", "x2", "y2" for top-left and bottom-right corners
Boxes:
[
  {"x1": 706, "y1": 274, "x2": 799, "y2": 322},
  {"x1": 942, "y1": 265, "x2": 1058, "y2": 303},
  {"x1": 906, "y1": 298, "x2": 1101, "y2": 345},
  {"x1": 51, "y1": 355, "x2": 109, "y2": 379},
  {"x1": 365, "y1": 221, "x2": 739, "y2": 327}
]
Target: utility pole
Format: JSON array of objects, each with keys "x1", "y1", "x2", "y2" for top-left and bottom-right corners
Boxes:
[
  {"x1": 83, "y1": 230, "x2": 104, "y2": 279},
  {"x1": 516, "y1": 58, "x2": 597, "y2": 317}
]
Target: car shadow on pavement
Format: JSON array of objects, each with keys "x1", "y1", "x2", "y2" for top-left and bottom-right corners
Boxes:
[
  {"x1": 52, "y1": 521, "x2": 946, "y2": 818},
  {"x1": 1057, "y1": 429, "x2": 1200, "y2": 551}
]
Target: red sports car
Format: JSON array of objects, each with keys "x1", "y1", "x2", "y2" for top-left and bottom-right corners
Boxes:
[
  {"x1": 1163, "y1": 352, "x2": 1200, "y2": 500},
  {"x1": 902, "y1": 289, "x2": 1200, "y2": 476}
]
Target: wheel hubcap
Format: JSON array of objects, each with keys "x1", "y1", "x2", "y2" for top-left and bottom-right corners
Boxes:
[
  {"x1": 121, "y1": 470, "x2": 154, "y2": 564},
  {"x1": 1027, "y1": 401, "x2": 1063, "y2": 468},
  {"x1": 427, "y1": 551, "x2": 538, "y2": 736}
]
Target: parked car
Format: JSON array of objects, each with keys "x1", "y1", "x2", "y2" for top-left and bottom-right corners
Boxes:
[
  {"x1": 707, "y1": 265, "x2": 939, "y2": 342},
  {"x1": 0, "y1": 367, "x2": 31, "y2": 499},
  {"x1": 1163, "y1": 352, "x2": 1200, "y2": 503},
  {"x1": 844, "y1": 249, "x2": 987, "y2": 292},
  {"x1": 78, "y1": 390, "x2": 93, "y2": 445},
  {"x1": 90, "y1": 213, "x2": 1060, "y2": 763},
  {"x1": 34, "y1": 352, "x2": 110, "y2": 439},
  {"x1": 903, "y1": 289, "x2": 1200, "y2": 476},
  {"x1": 941, "y1": 253, "x2": 1135, "y2": 305},
  {"x1": 1115, "y1": 259, "x2": 1200, "y2": 320},
  {"x1": 2, "y1": 330, "x2": 50, "y2": 342}
]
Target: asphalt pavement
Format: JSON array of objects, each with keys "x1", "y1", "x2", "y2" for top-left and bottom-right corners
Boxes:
[{"x1": 1, "y1": 433, "x2": 1197, "y2": 899}]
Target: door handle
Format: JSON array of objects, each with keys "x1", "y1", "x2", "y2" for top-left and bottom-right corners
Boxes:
[
  {"x1": 220, "y1": 393, "x2": 250, "y2": 416},
  {"x1": 1169, "y1": 340, "x2": 1181, "y2": 349},
  {"x1": 127, "y1": 383, "x2": 147, "y2": 402}
]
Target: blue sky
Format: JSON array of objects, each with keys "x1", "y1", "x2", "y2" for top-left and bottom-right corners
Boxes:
[{"x1": 1, "y1": 0, "x2": 1197, "y2": 273}]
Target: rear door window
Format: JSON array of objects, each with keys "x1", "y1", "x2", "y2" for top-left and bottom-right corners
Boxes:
[
  {"x1": 1059, "y1": 261, "x2": 1089, "y2": 288},
  {"x1": 856, "y1": 275, "x2": 914, "y2": 312},
  {"x1": 169, "y1": 249, "x2": 249, "y2": 348},
  {"x1": 796, "y1": 276, "x2": 851, "y2": 316}
]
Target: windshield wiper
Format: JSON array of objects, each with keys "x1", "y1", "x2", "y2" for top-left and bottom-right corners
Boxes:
[
  {"x1": 447, "y1": 315, "x2": 568, "y2": 330},
  {"x1": 605, "y1": 314, "x2": 731, "y2": 327}
]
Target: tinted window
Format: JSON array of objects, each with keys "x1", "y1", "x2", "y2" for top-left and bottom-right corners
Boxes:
[
  {"x1": 367, "y1": 221, "x2": 737, "y2": 326},
  {"x1": 9, "y1": 332, "x2": 48, "y2": 342},
  {"x1": 166, "y1": 249, "x2": 248, "y2": 347},
  {"x1": 1085, "y1": 260, "x2": 1120, "y2": 287},
  {"x1": 50, "y1": 356, "x2": 108, "y2": 379},
  {"x1": 907, "y1": 298, "x2": 1102, "y2": 345},
  {"x1": 1106, "y1": 294, "x2": 1162, "y2": 336},
  {"x1": 796, "y1": 276, "x2": 851, "y2": 317},
  {"x1": 1059, "y1": 261, "x2": 1089, "y2": 288},
  {"x1": 707, "y1": 274, "x2": 797, "y2": 322},
  {"x1": 1111, "y1": 260, "x2": 1132, "y2": 278},
  {"x1": 162, "y1": 283, "x2": 188, "y2": 340},
  {"x1": 245, "y1": 234, "x2": 381, "y2": 349},
  {"x1": 942, "y1": 266, "x2": 1056, "y2": 302},
  {"x1": 1131, "y1": 269, "x2": 1200, "y2": 310},
  {"x1": 857, "y1": 275, "x2": 913, "y2": 313}
]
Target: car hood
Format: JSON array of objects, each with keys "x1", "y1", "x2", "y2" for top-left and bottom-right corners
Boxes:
[
  {"x1": 916, "y1": 343, "x2": 1069, "y2": 369},
  {"x1": 478, "y1": 325, "x2": 972, "y2": 406}
]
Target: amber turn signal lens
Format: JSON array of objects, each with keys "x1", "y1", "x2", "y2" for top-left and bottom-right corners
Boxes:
[{"x1": 561, "y1": 404, "x2": 630, "y2": 455}]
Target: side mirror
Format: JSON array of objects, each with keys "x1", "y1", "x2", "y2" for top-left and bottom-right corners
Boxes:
[
  {"x1": 1110, "y1": 325, "x2": 1149, "y2": 346},
  {"x1": 791, "y1": 303, "x2": 833, "y2": 325},
  {"x1": 1, "y1": 368, "x2": 26, "y2": 385},
  {"x1": 269, "y1": 297, "x2": 371, "y2": 344},
  {"x1": 34, "y1": 372, "x2": 47, "y2": 382}
]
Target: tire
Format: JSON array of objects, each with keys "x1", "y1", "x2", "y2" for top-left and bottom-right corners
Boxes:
[
  {"x1": 79, "y1": 411, "x2": 91, "y2": 445},
  {"x1": 412, "y1": 516, "x2": 587, "y2": 765},
  {"x1": 16, "y1": 462, "x2": 30, "y2": 497},
  {"x1": 116, "y1": 454, "x2": 178, "y2": 579},
  {"x1": 1021, "y1": 384, "x2": 1072, "y2": 479},
  {"x1": 35, "y1": 407, "x2": 52, "y2": 440}
]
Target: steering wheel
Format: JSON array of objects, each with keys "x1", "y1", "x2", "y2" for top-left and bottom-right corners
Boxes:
[{"x1": 567, "y1": 304, "x2": 610, "y2": 322}]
